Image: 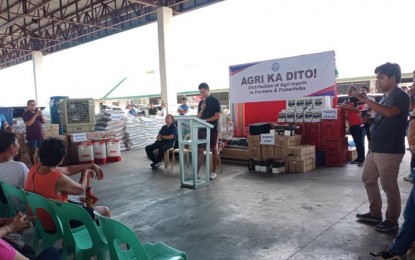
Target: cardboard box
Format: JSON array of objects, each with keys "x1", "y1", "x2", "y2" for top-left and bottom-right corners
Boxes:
[
  {"x1": 275, "y1": 135, "x2": 302, "y2": 148},
  {"x1": 288, "y1": 158, "x2": 316, "y2": 173},
  {"x1": 260, "y1": 165, "x2": 272, "y2": 173},
  {"x1": 312, "y1": 110, "x2": 322, "y2": 122},
  {"x1": 347, "y1": 148, "x2": 357, "y2": 161},
  {"x1": 247, "y1": 135, "x2": 261, "y2": 147},
  {"x1": 274, "y1": 147, "x2": 290, "y2": 158},
  {"x1": 221, "y1": 147, "x2": 250, "y2": 161},
  {"x1": 248, "y1": 147, "x2": 262, "y2": 161},
  {"x1": 304, "y1": 98, "x2": 313, "y2": 109},
  {"x1": 304, "y1": 110, "x2": 314, "y2": 122},
  {"x1": 289, "y1": 145, "x2": 316, "y2": 161},
  {"x1": 260, "y1": 146, "x2": 275, "y2": 160},
  {"x1": 285, "y1": 111, "x2": 295, "y2": 123},
  {"x1": 296, "y1": 98, "x2": 305, "y2": 110}
]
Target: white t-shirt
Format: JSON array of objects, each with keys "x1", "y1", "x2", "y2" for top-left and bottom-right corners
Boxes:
[{"x1": 0, "y1": 161, "x2": 29, "y2": 189}]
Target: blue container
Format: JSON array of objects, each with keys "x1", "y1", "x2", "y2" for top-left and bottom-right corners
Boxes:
[
  {"x1": 0, "y1": 107, "x2": 14, "y2": 127},
  {"x1": 50, "y1": 96, "x2": 68, "y2": 125}
]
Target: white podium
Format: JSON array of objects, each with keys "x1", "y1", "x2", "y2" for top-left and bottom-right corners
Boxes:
[{"x1": 175, "y1": 116, "x2": 213, "y2": 189}]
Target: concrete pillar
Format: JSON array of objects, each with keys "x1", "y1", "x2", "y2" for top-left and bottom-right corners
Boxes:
[
  {"x1": 32, "y1": 51, "x2": 44, "y2": 103},
  {"x1": 157, "y1": 7, "x2": 176, "y2": 114}
]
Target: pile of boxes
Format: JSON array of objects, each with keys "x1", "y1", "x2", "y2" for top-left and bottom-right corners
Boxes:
[
  {"x1": 278, "y1": 96, "x2": 332, "y2": 124},
  {"x1": 248, "y1": 133, "x2": 316, "y2": 173}
]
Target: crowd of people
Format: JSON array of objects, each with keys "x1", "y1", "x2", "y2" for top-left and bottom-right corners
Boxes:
[{"x1": 3, "y1": 68, "x2": 415, "y2": 258}]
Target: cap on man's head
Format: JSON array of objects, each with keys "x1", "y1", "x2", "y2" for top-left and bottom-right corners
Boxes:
[{"x1": 198, "y1": 82, "x2": 209, "y2": 90}]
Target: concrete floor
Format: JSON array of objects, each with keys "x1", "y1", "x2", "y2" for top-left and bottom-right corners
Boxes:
[{"x1": 68, "y1": 148, "x2": 413, "y2": 260}]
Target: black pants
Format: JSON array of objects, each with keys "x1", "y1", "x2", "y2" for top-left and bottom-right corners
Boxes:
[{"x1": 145, "y1": 141, "x2": 173, "y2": 163}]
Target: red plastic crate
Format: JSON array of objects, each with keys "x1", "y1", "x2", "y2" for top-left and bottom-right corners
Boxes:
[
  {"x1": 303, "y1": 135, "x2": 323, "y2": 150},
  {"x1": 304, "y1": 122, "x2": 321, "y2": 137},
  {"x1": 325, "y1": 151, "x2": 347, "y2": 167},
  {"x1": 321, "y1": 121, "x2": 346, "y2": 137},
  {"x1": 322, "y1": 137, "x2": 348, "y2": 153}
]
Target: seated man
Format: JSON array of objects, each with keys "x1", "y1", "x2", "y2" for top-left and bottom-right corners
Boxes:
[
  {"x1": 145, "y1": 114, "x2": 177, "y2": 169},
  {"x1": 24, "y1": 138, "x2": 110, "y2": 232}
]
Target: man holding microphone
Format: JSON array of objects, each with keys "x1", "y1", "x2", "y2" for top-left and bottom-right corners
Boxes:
[
  {"x1": 22, "y1": 99, "x2": 46, "y2": 166},
  {"x1": 197, "y1": 83, "x2": 221, "y2": 179}
]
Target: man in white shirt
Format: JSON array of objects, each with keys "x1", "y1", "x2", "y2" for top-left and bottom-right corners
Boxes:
[{"x1": 0, "y1": 132, "x2": 29, "y2": 189}]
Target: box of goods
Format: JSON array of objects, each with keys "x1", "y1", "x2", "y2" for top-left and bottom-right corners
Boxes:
[
  {"x1": 277, "y1": 111, "x2": 286, "y2": 123},
  {"x1": 347, "y1": 148, "x2": 357, "y2": 162},
  {"x1": 321, "y1": 120, "x2": 346, "y2": 138},
  {"x1": 285, "y1": 111, "x2": 295, "y2": 123},
  {"x1": 289, "y1": 145, "x2": 316, "y2": 161},
  {"x1": 272, "y1": 166, "x2": 286, "y2": 174},
  {"x1": 274, "y1": 147, "x2": 291, "y2": 158},
  {"x1": 325, "y1": 151, "x2": 347, "y2": 167},
  {"x1": 288, "y1": 158, "x2": 316, "y2": 173},
  {"x1": 261, "y1": 146, "x2": 275, "y2": 160},
  {"x1": 295, "y1": 99, "x2": 305, "y2": 110},
  {"x1": 249, "y1": 122, "x2": 271, "y2": 135},
  {"x1": 275, "y1": 135, "x2": 302, "y2": 148},
  {"x1": 248, "y1": 146, "x2": 262, "y2": 161},
  {"x1": 313, "y1": 96, "x2": 331, "y2": 109},
  {"x1": 221, "y1": 147, "x2": 250, "y2": 161},
  {"x1": 295, "y1": 112, "x2": 305, "y2": 124},
  {"x1": 304, "y1": 110, "x2": 314, "y2": 122},
  {"x1": 311, "y1": 110, "x2": 322, "y2": 122},
  {"x1": 304, "y1": 98, "x2": 313, "y2": 109},
  {"x1": 247, "y1": 135, "x2": 261, "y2": 147},
  {"x1": 286, "y1": 99, "x2": 296, "y2": 110},
  {"x1": 16, "y1": 133, "x2": 26, "y2": 146},
  {"x1": 260, "y1": 165, "x2": 272, "y2": 173}
]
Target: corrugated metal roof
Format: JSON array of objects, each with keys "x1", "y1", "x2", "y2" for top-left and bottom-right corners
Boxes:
[{"x1": 0, "y1": 0, "x2": 223, "y2": 69}]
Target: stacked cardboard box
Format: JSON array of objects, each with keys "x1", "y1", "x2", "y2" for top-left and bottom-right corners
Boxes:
[
  {"x1": 287, "y1": 145, "x2": 316, "y2": 173},
  {"x1": 42, "y1": 124, "x2": 60, "y2": 138}
]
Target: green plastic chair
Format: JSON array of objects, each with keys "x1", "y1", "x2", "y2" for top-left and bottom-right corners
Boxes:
[
  {"x1": 24, "y1": 191, "x2": 64, "y2": 254},
  {"x1": 0, "y1": 183, "x2": 11, "y2": 217},
  {"x1": 96, "y1": 214, "x2": 187, "y2": 260},
  {"x1": 50, "y1": 200, "x2": 108, "y2": 260},
  {"x1": 0, "y1": 181, "x2": 27, "y2": 216}
]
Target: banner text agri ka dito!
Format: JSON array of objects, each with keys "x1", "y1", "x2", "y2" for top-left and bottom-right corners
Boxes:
[{"x1": 229, "y1": 51, "x2": 336, "y2": 104}]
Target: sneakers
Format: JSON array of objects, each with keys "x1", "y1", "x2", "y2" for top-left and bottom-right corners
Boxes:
[
  {"x1": 351, "y1": 158, "x2": 364, "y2": 165},
  {"x1": 375, "y1": 220, "x2": 399, "y2": 232},
  {"x1": 356, "y1": 213, "x2": 382, "y2": 223},
  {"x1": 151, "y1": 162, "x2": 162, "y2": 169},
  {"x1": 369, "y1": 248, "x2": 401, "y2": 259},
  {"x1": 209, "y1": 172, "x2": 217, "y2": 180}
]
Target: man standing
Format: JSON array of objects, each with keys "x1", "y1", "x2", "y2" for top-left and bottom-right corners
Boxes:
[
  {"x1": 22, "y1": 100, "x2": 45, "y2": 166},
  {"x1": 177, "y1": 97, "x2": 190, "y2": 115},
  {"x1": 145, "y1": 114, "x2": 177, "y2": 169},
  {"x1": 197, "y1": 83, "x2": 221, "y2": 180},
  {"x1": 353, "y1": 62, "x2": 409, "y2": 232},
  {"x1": 148, "y1": 102, "x2": 158, "y2": 116},
  {"x1": 0, "y1": 132, "x2": 29, "y2": 189},
  {"x1": 339, "y1": 86, "x2": 366, "y2": 166}
]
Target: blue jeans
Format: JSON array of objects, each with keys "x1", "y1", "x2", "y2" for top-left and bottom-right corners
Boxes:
[
  {"x1": 350, "y1": 125, "x2": 365, "y2": 161},
  {"x1": 391, "y1": 168, "x2": 415, "y2": 256}
]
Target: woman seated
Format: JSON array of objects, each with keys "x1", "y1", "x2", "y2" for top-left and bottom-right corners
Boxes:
[
  {"x1": 0, "y1": 213, "x2": 60, "y2": 260},
  {"x1": 24, "y1": 138, "x2": 110, "y2": 232}
]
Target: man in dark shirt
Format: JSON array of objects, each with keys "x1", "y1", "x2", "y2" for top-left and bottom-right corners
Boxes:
[
  {"x1": 145, "y1": 114, "x2": 177, "y2": 169},
  {"x1": 352, "y1": 62, "x2": 409, "y2": 233},
  {"x1": 197, "y1": 82, "x2": 221, "y2": 179},
  {"x1": 22, "y1": 99, "x2": 45, "y2": 166},
  {"x1": 148, "y1": 102, "x2": 158, "y2": 116}
]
